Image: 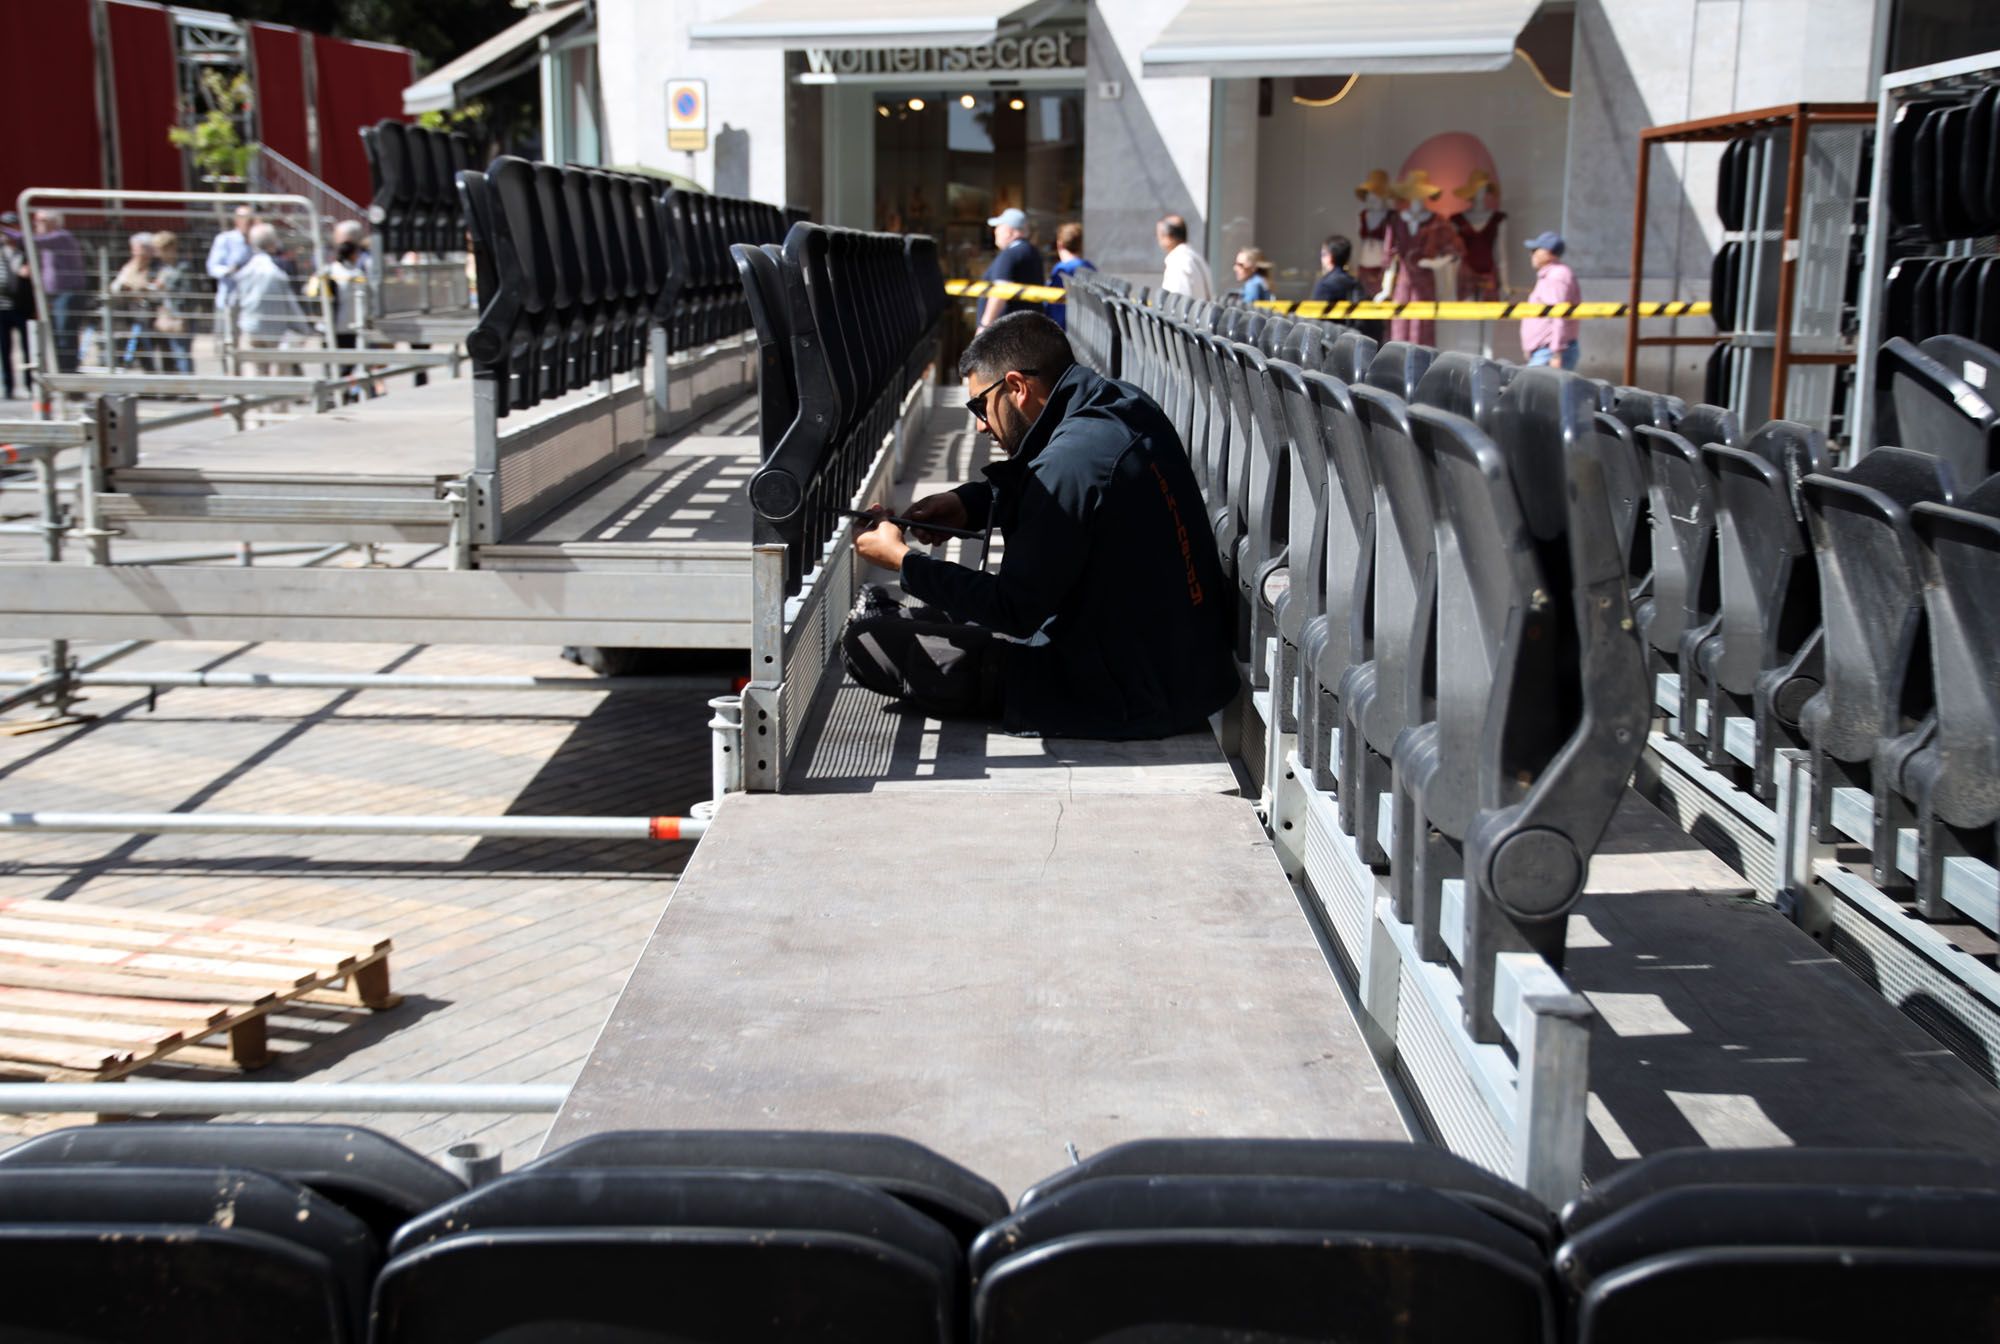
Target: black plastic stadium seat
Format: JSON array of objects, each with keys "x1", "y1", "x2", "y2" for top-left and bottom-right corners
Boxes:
[
  {"x1": 971, "y1": 1174, "x2": 1555, "y2": 1344},
  {"x1": 0, "y1": 1164, "x2": 376, "y2": 1343},
  {"x1": 1798, "y1": 448, "x2": 1955, "y2": 893},
  {"x1": 1907, "y1": 475, "x2": 2000, "y2": 928},
  {"x1": 1016, "y1": 1136, "x2": 1555, "y2": 1244},
  {"x1": 0, "y1": 1120, "x2": 463, "y2": 1248},
  {"x1": 1879, "y1": 334, "x2": 2000, "y2": 484},
  {"x1": 1556, "y1": 1149, "x2": 2000, "y2": 1344},
  {"x1": 526, "y1": 1128, "x2": 1009, "y2": 1248},
  {"x1": 1686, "y1": 421, "x2": 1827, "y2": 799},
  {"x1": 375, "y1": 1167, "x2": 962, "y2": 1343}
]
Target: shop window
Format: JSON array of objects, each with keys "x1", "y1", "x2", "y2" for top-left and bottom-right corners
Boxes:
[{"x1": 873, "y1": 88, "x2": 1084, "y2": 289}]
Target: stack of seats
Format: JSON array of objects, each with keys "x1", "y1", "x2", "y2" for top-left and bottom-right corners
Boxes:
[
  {"x1": 0, "y1": 1120, "x2": 1994, "y2": 1342},
  {"x1": 1879, "y1": 86, "x2": 2000, "y2": 450},
  {"x1": 361, "y1": 121, "x2": 478, "y2": 255},
  {"x1": 1083, "y1": 277, "x2": 1650, "y2": 1038},
  {"x1": 659, "y1": 190, "x2": 790, "y2": 354},
  {"x1": 731, "y1": 222, "x2": 945, "y2": 595},
  {"x1": 454, "y1": 155, "x2": 791, "y2": 421}
]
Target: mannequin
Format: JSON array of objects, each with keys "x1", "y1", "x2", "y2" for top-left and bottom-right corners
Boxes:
[
  {"x1": 1354, "y1": 169, "x2": 1394, "y2": 299},
  {"x1": 1451, "y1": 170, "x2": 1508, "y2": 302},
  {"x1": 1384, "y1": 169, "x2": 1461, "y2": 345}
]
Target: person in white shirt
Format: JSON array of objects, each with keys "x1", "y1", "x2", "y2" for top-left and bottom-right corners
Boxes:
[
  {"x1": 234, "y1": 223, "x2": 308, "y2": 376},
  {"x1": 1156, "y1": 214, "x2": 1213, "y2": 301}
]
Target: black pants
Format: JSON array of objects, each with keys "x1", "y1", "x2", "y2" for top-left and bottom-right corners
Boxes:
[
  {"x1": 0, "y1": 308, "x2": 26, "y2": 398},
  {"x1": 841, "y1": 586, "x2": 1004, "y2": 721}
]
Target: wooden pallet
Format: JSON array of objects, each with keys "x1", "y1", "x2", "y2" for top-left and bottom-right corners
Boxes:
[{"x1": 0, "y1": 898, "x2": 397, "y2": 1082}]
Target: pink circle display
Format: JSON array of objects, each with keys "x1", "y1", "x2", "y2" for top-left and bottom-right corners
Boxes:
[{"x1": 1398, "y1": 133, "x2": 1500, "y2": 218}]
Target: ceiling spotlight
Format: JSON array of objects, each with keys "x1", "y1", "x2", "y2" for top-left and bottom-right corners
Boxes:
[
  {"x1": 959, "y1": 93, "x2": 976, "y2": 109},
  {"x1": 877, "y1": 104, "x2": 889, "y2": 117},
  {"x1": 907, "y1": 97, "x2": 926, "y2": 111},
  {"x1": 1008, "y1": 97, "x2": 1026, "y2": 111}
]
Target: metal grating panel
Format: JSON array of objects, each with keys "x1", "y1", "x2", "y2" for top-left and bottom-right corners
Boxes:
[
  {"x1": 1302, "y1": 790, "x2": 1370, "y2": 973},
  {"x1": 1828, "y1": 896, "x2": 2000, "y2": 1087},
  {"x1": 1634, "y1": 736, "x2": 1778, "y2": 894},
  {"x1": 1396, "y1": 962, "x2": 1514, "y2": 1180},
  {"x1": 497, "y1": 383, "x2": 651, "y2": 528}
]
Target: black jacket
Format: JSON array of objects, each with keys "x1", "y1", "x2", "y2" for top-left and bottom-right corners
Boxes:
[{"x1": 900, "y1": 363, "x2": 1238, "y2": 738}]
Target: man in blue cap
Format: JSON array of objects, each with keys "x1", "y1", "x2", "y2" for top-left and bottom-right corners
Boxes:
[
  {"x1": 1520, "y1": 229, "x2": 1581, "y2": 369},
  {"x1": 978, "y1": 207, "x2": 1046, "y2": 331}
]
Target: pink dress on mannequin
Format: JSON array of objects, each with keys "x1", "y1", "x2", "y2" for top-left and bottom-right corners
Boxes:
[{"x1": 1386, "y1": 208, "x2": 1463, "y2": 346}]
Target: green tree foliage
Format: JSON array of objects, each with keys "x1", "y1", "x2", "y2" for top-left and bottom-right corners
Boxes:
[
  {"x1": 206, "y1": 0, "x2": 542, "y2": 154},
  {"x1": 168, "y1": 71, "x2": 256, "y2": 183}
]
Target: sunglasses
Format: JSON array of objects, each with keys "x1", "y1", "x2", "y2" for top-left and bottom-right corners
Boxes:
[{"x1": 964, "y1": 369, "x2": 1041, "y2": 423}]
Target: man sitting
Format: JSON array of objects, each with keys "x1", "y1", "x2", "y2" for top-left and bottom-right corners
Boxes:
[{"x1": 847, "y1": 312, "x2": 1238, "y2": 740}]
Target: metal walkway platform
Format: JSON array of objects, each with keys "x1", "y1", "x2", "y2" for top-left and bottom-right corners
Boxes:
[
  {"x1": 546, "y1": 753, "x2": 1408, "y2": 1198},
  {"x1": 2, "y1": 358, "x2": 770, "y2": 650}
]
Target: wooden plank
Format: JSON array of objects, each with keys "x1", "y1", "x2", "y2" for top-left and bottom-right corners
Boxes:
[
  {"x1": 0, "y1": 940, "x2": 327, "y2": 985},
  {"x1": 0, "y1": 1008, "x2": 188, "y2": 1049},
  {"x1": 0, "y1": 1034, "x2": 133, "y2": 1073},
  {"x1": 0, "y1": 899, "x2": 391, "y2": 952},
  {"x1": 0, "y1": 984, "x2": 232, "y2": 1024},
  {"x1": 0, "y1": 916, "x2": 373, "y2": 968},
  {"x1": 0, "y1": 963, "x2": 283, "y2": 1006}
]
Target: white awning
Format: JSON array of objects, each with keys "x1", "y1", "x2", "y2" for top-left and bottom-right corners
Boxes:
[
  {"x1": 402, "y1": 2, "x2": 586, "y2": 115},
  {"x1": 690, "y1": 0, "x2": 1062, "y2": 50},
  {"x1": 1142, "y1": 0, "x2": 1542, "y2": 78}
]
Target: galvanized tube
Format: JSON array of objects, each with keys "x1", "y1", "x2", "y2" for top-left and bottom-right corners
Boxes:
[
  {"x1": 0, "y1": 1082, "x2": 568, "y2": 1114},
  {"x1": 0, "y1": 671, "x2": 737, "y2": 693},
  {"x1": 709, "y1": 694, "x2": 744, "y2": 800},
  {"x1": 0, "y1": 639, "x2": 149, "y2": 718},
  {"x1": 0, "y1": 811, "x2": 709, "y2": 841}
]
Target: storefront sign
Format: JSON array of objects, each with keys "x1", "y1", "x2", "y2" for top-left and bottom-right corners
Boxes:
[
  {"x1": 803, "y1": 29, "x2": 1082, "y2": 78},
  {"x1": 667, "y1": 78, "x2": 708, "y2": 152}
]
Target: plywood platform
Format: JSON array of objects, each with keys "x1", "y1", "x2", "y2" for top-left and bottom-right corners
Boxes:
[
  {"x1": 0, "y1": 899, "x2": 396, "y2": 1082},
  {"x1": 548, "y1": 785, "x2": 1405, "y2": 1197}
]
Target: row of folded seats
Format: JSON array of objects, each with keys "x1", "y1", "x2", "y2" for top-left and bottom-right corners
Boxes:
[
  {"x1": 732, "y1": 222, "x2": 945, "y2": 595},
  {"x1": 1634, "y1": 331, "x2": 2000, "y2": 928},
  {"x1": 1073, "y1": 282, "x2": 1649, "y2": 1039},
  {"x1": 455, "y1": 153, "x2": 792, "y2": 419},
  {"x1": 1074, "y1": 279, "x2": 2000, "y2": 942},
  {"x1": 361, "y1": 121, "x2": 477, "y2": 256},
  {"x1": 1, "y1": 1121, "x2": 1995, "y2": 1342}
]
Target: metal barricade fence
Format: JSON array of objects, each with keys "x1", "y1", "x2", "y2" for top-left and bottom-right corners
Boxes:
[{"x1": 16, "y1": 189, "x2": 333, "y2": 386}]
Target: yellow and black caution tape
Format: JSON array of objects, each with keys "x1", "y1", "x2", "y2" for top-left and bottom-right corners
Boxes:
[
  {"x1": 1254, "y1": 298, "x2": 1710, "y2": 321},
  {"x1": 946, "y1": 278, "x2": 1070, "y2": 304},
  {"x1": 943, "y1": 278, "x2": 1709, "y2": 322}
]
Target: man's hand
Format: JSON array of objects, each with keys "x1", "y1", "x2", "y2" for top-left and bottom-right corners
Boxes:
[
  {"x1": 853, "y1": 505, "x2": 910, "y2": 572},
  {"x1": 903, "y1": 490, "x2": 969, "y2": 545}
]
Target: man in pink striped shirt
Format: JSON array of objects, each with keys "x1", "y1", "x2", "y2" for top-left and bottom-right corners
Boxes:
[{"x1": 1519, "y1": 230, "x2": 1581, "y2": 369}]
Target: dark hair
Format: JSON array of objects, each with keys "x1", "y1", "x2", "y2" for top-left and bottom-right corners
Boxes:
[
  {"x1": 1322, "y1": 234, "x2": 1352, "y2": 269},
  {"x1": 336, "y1": 240, "x2": 360, "y2": 264},
  {"x1": 958, "y1": 311, "x2": 1077, "y2": 383},
  {"x1": 1158, "y1": 214, "x2": 1189, "y2": 243},
  {"x1": 1055, "y1": 221, "x2": 1084, "y2": 254}
]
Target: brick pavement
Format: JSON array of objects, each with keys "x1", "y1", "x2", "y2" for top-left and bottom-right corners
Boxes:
[{"x1": 0, "y1": 632, "x2": 726, "y2": 1166}]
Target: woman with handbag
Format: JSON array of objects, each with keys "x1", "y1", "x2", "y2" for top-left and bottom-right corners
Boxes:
[
  {"x1": 109, "y1": 232, "x2": 161, "y2": 372},
  {"x1": 149, "y1": 231, "x2": 191, "y2": 374}
]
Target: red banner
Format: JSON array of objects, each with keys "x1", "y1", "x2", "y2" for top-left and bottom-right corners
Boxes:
[
  {"x1": 247, "y1": 22, "x2": 311, "y2": 172},
  {"x1": 0, "y1": 0, "x2": 102, "y2": 208},
  {"x1": 106, "y1": 0, "x2": 181, "y2": 192},
  {"x1": 312, "y1": 35, "x2": 415, "y2": 207}
]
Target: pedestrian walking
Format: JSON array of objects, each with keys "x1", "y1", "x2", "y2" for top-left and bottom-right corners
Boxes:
[
  {"x1": 234, "y1": 223, "x2": 309, "y2": 375},
  {"x1": 1232, "y1": 247, "x2": 1274, "y2": 305},
  {"x1": 108, "y1": 231, "x2": 161, "y2": 372},
  {"x1": 149, "y1": 231, "x2": 192, "y2": 374},
  {"x1": 1045, "y1": 221, "x2": 1095, "y2": 331},
  {"x1": 1156, "y1": 214, "x2": 1213, "y2": 301},
  {"x1": 1520, "y1": 230, "x2": 1581, "y2": 369},
  {"x1": 30, "y1": 210, "x2": 85, "y2": 373},
  {"x1": 0, "y1": 214, "x2": 31, "y2": 399},
  {"x1": 977, "y1": 207, "x2": 1046, "y2": 331}
]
